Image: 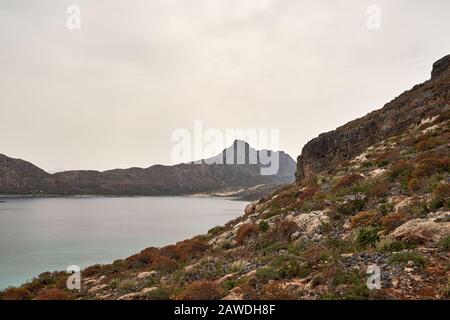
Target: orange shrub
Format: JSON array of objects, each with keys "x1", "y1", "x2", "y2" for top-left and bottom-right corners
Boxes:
[
  {"x1": 260, "y1": 283, "x2": 296, "y2": 300},
  {"x1": 434, "y1": 183, "x2": 450, "y2": 199},
  {"x1": 375, "y1": 150, "x2": 400, "y2": 167},
  {"x1": 160, "y1": 238, "x2": 209, "y2": 262},
  {"x1": 388, "y1": 160, "x2": 414, "y2": 181},
  {"x1": 416, "y1": 137, "x2": 444, "y2": 152},
  {"x1": 0, "y1": 287, "x2": 32, "y2": 300},
  {"x1": 407, "y1": 178, "x2": 422, "y2": 192},
  {"x1": 176, "y1": 281, "x2": 223, "y2": 300},
  {"x1": 267, "y1": 220, "x2": 299, "y2": 242},
  {"x1": 334, "y1": 174, "x2": 364, "y2": 190},
  {"x1": 382, "y1": 213, "x2": 408, "y2": 232},
  {"x1": 351, "y1": 211, "x2": 382, "y2": 228},
  {"x1": 82, "y1": 264, "x2": 102, "y2": 277},
  {"x1": 303, "y1": 245, "x2": 328, "y2": 266},
  {"x1": 412, "y1": 157, "x2": 450, "y2": 177},
  {"x1": 125, "y1": 247, "x2": 160, "y2": 269},
  {"x1": 150, "y1": 256, "x2": 179, "y2": 272},
  {"x1": 298, "y1": 187, "x2": 320, "y2": 202},
  {"x1": 370, "y1": 181, "x2": 390, "y2": 198},
  {"x1": 36, "y1": 288, "x2": 71, "y2": 300},
  {"x1": 236, "y1": 223, "x2": 259, "y2": 244}
]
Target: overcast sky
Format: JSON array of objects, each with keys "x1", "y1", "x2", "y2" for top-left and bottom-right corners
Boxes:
[{"x1": 0, "y1": 0, "x2": 449, "y2": 172}]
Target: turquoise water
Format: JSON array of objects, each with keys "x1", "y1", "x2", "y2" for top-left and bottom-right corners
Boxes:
[{"x1": 0, "y1": 197, "x2": 246, "y2": 289}]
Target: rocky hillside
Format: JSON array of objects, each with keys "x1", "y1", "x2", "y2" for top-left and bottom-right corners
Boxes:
[
  {"x1": 1, "y1": 56, "x2": 449, "y2": 300},
  {"x1": 0, "y1": 140, "x2": 296, "y2": 199},
  {"x1": 296, "y1": 54, "x2": 450, "y2": 180}
]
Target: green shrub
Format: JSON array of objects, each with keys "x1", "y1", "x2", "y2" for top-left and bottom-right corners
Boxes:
[
  {"x1": 439, "y1": 235, "x2": 450, "y2": 252},
  {"x1": 337, "y1": 199, "x2": 366, "y2": 215},
  {"x1": 287, "y1": 240, "x2": 309, "y2": 256},
  {"x1": 208, "y1": 226, "x2": 225, "y2": 236},
  {"x1": 118, "y1": 279, "x2": 139, "y2": 291},
  {"x1": 356, "y1": 227, "x2": 380, "y2": 248},
  {"x1": 388, "y1": 251, "x2": 426, "y2": 268},
  {"x1": 376, "y1": 238, "x2": 413, "y2": 253},
  {"x1": 255, "y1": 267, "x2": 280, "y2": 282},
  {"x1": 442, "y1": 279, "x2": 450, "y2": 298},
  {"x1": 429, "y1": 197, "x2": 444, "y2": 210},
  {"x1": 388, "y1": 160, "x2": 414, "y2": 181},
  {"x1": 219, "y1": 240, "x2": 233, "y2": 250},
  {"x1": 258, "y1": 221, "x2": 270, "y2": 232},
  {"x1": 146, "y1": 288, "x2": 171, "y2": 300},
  {"x1": 334, "y1": 174, "x2": 364, "y2": 190},
  {"x1": 223, "y1": 279, "x2": 237, "y2": 291}
]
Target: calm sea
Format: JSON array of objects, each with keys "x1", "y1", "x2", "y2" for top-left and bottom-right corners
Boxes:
[{"x1": 0, "y1": 196, "x2": 246, "y2": 289}]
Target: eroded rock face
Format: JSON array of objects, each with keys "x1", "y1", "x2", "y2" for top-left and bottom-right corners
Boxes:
[
  {"x1": 432, "y1": 54, "x2": 450, "y2": 79},
  {"x1": 389, "y1": 211, "x2": 450, "y2": 243},
  {"x1": 287, "y1": 211, "x2": 330, "y2": 238},
  {"x1": 296, "y1": 55, "x2": 450, "y2": 181}
]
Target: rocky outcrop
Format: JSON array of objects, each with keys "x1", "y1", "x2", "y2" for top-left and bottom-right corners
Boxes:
[
  {"x1": 296, "y1": 55, "x2": 450, "y2": 180},
  {"x1": 389, "y1": 211, "x2": 450, "y2": 244},
  {"x1": 287, "y1": 211, "x2": 330, "y2": 239}
]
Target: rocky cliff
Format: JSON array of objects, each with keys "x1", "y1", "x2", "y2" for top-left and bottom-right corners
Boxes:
[{"x1": 296, "y1": 54, "x2": 450, "y2": 181}]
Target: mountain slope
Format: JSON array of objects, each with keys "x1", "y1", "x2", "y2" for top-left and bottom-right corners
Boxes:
[
  {"x1": 0, "y1": 140, "x2": 296, "y2": 198},
  {"x1": 1, "y1": 55, "x2": 449, "y2": 301},
  {"x1": 296, "y1": 54, "x2": 450, "y2": 180}
]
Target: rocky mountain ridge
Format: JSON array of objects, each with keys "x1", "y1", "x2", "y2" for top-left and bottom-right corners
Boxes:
[{"x1": 0, "y1": 140, "x2": 296, "y2": 199}]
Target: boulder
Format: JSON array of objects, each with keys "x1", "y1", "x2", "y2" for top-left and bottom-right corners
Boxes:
[
  {"x1": 287, "y1": 211, "x2": 330, "y2": 238},
  {"x1": 136, "y1": 271, "x2": 157, "y2": 280},
  {"x1": 117, "y1": 292, "x2": 141, "y2": 300},
  {"x1": 389, "y1": 212, "x2": 450, "y2": 243}
]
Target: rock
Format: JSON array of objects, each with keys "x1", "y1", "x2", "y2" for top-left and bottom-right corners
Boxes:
[
  {"x1": 404, "y1": 268, "x2": 414, "y2": 273},
  {"x1": 290, "y1": 231, "x2": 301, "y2": 240},
  {"x1": 287, "y1": 210, "x2": 330, "y2": 238},
  {"x1": 136, "y1": 271, "x2": 157, "y2": 280},
  {"x1": 83, "y1": 278, "x2": 97, "y2": 285},
  {"x1": 222, "y1": 288, "x2": 244, "y2": 300},
  {"x1": 244, "y1": 201, "x2": 258, "y2": 215},
  {"x1": 87, "y1": 284, "x2": 108, "y2": 294},
  {"x1": 117, "y1": 292, "x2": 141, "y2": 300},
  {"x1": 141, "y1": 287, "x2": 158, "y2": 294},
  {"x1": 368, "y1": 168, "x2": 387, "y2": 178},
  {"x1": 216, "y1": 273, "x2": 236, "y2": 284},
  {"x1": 392, "y1": 278, "x2": 399, "y2": 287},
  {"x1": 431, "y1": 54, "x2": 450, "y2": 79},
  {"x1": 389, "y1": 196, "x2": 413, "y2": 213},
  {"x1": 389, "y1": 211, "x2": 450, "y2": 243}
]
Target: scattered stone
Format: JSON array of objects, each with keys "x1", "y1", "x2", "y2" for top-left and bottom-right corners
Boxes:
[
  {"x1": 117, "y1": 292, "x2": 141, "y2": 300},
  {"x1": 88, "y1": 284, "x2": 108, "y2": 294},
  {"x1": 136, "y1": 271, "x2": 157, "y2": 280},
  {"x1": 141, "y1": 287, "x2": 158, "y2": 294}
]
